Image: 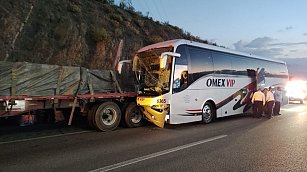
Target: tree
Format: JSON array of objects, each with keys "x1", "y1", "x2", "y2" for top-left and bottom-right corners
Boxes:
[
  {"x1": 119, "y1": 0, "x2": 134, "y2": 11},
  {"x1": 97, "y1": 0, "x2": 114, "y2": 5}
]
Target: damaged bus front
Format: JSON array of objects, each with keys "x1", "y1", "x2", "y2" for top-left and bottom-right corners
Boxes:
[{"x1": 134, "y1": 45, "x2": 180, "y2": 128}]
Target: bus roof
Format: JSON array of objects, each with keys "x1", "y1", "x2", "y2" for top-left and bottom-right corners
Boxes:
[{"x1": 137, "y1": 39, "x2": 286, "y2": 64}]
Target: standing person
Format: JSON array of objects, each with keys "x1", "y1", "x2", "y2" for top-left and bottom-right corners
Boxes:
[
  {"x1": 274, "y1": 87, "x2": 283, "y2": 115},
  {"x1": 263, "y1": 88, "x2": 268, "y2": 115},
  {"x1": 252, "y1": 87, "x2": 266, "y2": 118},
  {"x1": 265, "y1": 87, "x2": 275, "y2": 118}
]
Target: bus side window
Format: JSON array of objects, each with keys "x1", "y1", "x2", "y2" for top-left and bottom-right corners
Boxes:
[
  {"x1": 188, "y1": 46, "x2": 213, "y2": 82},
  {"x1": 173, "y1": 45, "x2": 188, "y2": 93},
  {"x1": 212, "y1": 52, "x2": 232, "y2": 74}
]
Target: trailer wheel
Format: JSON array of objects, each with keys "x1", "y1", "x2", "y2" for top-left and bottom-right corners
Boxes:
[
  {"x1": 87, "y1": 104, "x2": 99, "y2": 129},
  {"x1": 124, "y1": 102, "x2": 143, "y2": 128},
  {"x1": 202, "y1": 102, "x2": 215, "y2": 124},
  {"x1": 94, "y1": 102, "x2": 121, "y2": 131}
]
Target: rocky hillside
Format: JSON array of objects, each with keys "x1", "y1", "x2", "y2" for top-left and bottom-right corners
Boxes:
[{"x1": 0, "y1": 0, "x2": 207, "y2": 70}]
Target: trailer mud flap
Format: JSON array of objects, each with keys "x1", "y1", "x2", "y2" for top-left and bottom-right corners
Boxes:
[{"x1": 142, "y1": 106, "x2": 166, "y2": 128}]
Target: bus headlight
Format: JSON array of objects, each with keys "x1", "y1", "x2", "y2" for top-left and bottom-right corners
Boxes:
[{"x1": 151, "y1": 104, "x2": 169, "y2": 111}]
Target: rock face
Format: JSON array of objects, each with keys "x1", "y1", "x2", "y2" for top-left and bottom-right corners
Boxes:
[{"x1": 0, "y1": 0, "x2": 207, "y2": 70}]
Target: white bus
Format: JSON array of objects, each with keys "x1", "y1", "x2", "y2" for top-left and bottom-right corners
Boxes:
[{"x1": 135, "y1": 39, "x2": 288, "y2": 128}]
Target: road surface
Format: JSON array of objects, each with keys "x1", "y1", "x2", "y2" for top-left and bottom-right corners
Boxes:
[{"x1": 0, "y1": 103, "x2": 307, "y2": 172}]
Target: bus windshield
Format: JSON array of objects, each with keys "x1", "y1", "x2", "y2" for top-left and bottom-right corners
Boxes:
[{"x1": 134, "y1": 47, "x2": 173, "y2": 96}]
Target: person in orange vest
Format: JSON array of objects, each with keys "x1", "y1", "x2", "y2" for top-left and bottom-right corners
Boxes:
[{"x1": 252, "y1": 87, "x2": 266, "y2": 118}]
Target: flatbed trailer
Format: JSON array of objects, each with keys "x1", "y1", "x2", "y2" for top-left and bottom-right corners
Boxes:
[
  {"x1": 0, "y1": 61, "x2": 143, "y2": 131},
  {"x1": 0, "y1": 92, "x2": 141, "y2": 131}
]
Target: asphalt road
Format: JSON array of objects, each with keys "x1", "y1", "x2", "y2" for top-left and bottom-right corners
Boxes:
[{"x1": 0, "y1": 103, "x2": 307, "y2": 172}]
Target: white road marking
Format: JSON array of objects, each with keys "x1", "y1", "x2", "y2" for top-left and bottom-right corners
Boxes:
[
  {"x1": 0, "y1": 131, "x2": 91, "y2": 145},
  {"x1": 89, "y1": 134, "x2": 227, "y2": 172}
]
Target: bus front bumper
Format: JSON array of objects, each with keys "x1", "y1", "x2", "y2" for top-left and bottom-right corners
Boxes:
[
  {"x1": 141, "y1": 106, "x2": 166, "y2": 128},
  {"x1": 137, "y1": 97, "x2": 168, "y2": 128}
]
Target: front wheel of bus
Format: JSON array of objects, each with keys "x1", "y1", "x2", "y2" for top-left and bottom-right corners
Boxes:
[{"x1": 202, "y1": 102, "x2": 215, "y2": 124}]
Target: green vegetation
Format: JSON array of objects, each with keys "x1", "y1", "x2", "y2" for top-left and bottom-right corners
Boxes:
[
  {"x1": 91, "y1": 26, "x2": 110, "y2": 42},
  {"x1": 68, "y1": 3, "x2": 81, "y2": 13}
]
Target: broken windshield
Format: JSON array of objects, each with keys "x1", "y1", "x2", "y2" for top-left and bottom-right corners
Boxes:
[{"x1": 134, "y1": 47, "x2": 173, "y2": 96}]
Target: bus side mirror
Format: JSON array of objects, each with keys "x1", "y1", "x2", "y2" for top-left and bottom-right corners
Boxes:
[{"x1": 160, "y1": 52, "x2": 181, "y2": 69}]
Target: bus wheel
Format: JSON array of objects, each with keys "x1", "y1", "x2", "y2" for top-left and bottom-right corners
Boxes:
[
  {"x1": 124, "y1": 102, "x2": 143, "y2": 128},
  {"x1": 202, "y1": 102, "x2": 215, "y2": 124},
  {"x1": 94, "y1": 102, "x2": 121, "y2": 131}
]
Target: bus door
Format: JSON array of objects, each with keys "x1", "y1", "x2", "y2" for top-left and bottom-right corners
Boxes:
[{"x1": 170, "y1": 65, "x2": 201, "y2": 124}]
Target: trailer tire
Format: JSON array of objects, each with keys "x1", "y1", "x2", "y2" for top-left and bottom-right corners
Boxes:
[
  {"x1": 87, "y1": 104, "x2": 99, "y2": 129},
  {"x1": 124, "y1": 102, "x2": 143, "y2": 128},
  {"x1": 94, "y1": 102, "x2": 121, "y2": 131}
]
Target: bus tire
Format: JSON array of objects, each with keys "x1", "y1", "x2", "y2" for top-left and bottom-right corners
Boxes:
[
  {"x1": 124, "y1": 102, "x2": 143, "y2": 128},
  {"x1": 202, "y1": 102, "x2": 215, "y2": 124},
  {"x1": 94, "y1": 102, "x2": 121, "y2": 131}
]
